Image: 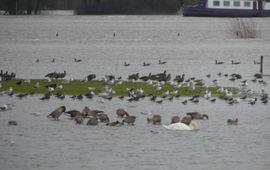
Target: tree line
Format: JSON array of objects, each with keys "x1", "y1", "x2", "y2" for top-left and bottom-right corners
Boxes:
[{"x1": 0, "y1": 0, "x2": 196, "y2": 15}]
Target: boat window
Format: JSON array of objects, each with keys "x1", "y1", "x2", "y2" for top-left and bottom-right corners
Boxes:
[
  {"x1": 233, "y1": 1, "x2": 240, "y2": 6},
  {"x1": 213, "y1": 1, "x2": 220, "y2": 6},
  {"x1": 223, "y1": 1, "x2": 230, "y2": 6},
  {"x1": 244, "y1": 1, "x2": 251, "y2": 7}
]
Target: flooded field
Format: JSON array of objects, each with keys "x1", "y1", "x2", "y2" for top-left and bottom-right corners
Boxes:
[{"x1": 0, "y1": 14, "x2": 270, "y2": 170}]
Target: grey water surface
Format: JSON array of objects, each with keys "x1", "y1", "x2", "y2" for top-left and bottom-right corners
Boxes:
[{"x1": 0, "y1": 14, "x2": 270, "y2": 170}]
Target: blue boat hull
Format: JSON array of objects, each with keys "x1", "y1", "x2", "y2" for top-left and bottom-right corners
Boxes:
[{"x1": 182, "y1": 6, "x2": 270, "y2": 17}]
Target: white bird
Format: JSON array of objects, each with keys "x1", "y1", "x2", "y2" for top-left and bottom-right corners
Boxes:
[
  {"x1": 48, "y1": 87, "x2": 55, "y2": 92},
  {"x1": 163, "y1": 121, "x2": 199, "y2": 131},
  {"x1": 34, "y1": 82, "x2": 40, "y2": 88},
  {"x1": 57, "y1": 85, "x2": 63, "y2": 89},
  {"x1": 97, "y1": 99, "x2": 105, "y2": 103}
]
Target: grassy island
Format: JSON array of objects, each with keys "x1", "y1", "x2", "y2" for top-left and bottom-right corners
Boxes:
[{"x1": 0, "y1": 79, "x2": 239, "y2": 98}]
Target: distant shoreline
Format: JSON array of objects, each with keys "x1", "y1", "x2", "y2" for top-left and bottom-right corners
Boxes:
[{"x1": 0, "y1": 10, "x2": 183, "y2": 16}]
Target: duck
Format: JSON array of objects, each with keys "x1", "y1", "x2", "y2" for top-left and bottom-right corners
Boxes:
[
  {"x1": 158, "y1": 60, "x2": 166, "y2": 64},
  {"x1": 215, "y1": 60, "x2": 224, "y2": 64},
  {"x1": 47, "y1": 106, "x2": 66, "y2": 120},
  {"x1": 163, "y1": 120, "x2": 199, "y2": 131},
  {"x1": 227, "y1": 118, "x2": 238, "y2": 125},
  {"x1": 143, "y1": 62, "x2": 151, "y2": 66},
  {"x1": 124, "y1": 62, "x2": 130, "y2": 66},
  {"x1": 116, "y1": 108, "x2": 129, "y2": 117},
  {"x1": 8, "y1": 120, "x2": 17, "y2": 126},
  {"x1": 74, "y1": 58, "x2": 82, "y2": 62},
  {"x1": 254, "y1": 60, "x2": 261, "y2": 64},
  {"x1": 186, "y1": 112, "x2": 209, "y2": 119},
  {"x1": 231, "y1": 60, "x2": 240, "y2": 64},
  {"x1": 147, "y1": 114, "x2": 162, "y2": 125}
]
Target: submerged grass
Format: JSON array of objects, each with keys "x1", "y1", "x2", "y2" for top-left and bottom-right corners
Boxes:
[{"x1": 0, "y1": 79, "x2": 239, "y2": 97}]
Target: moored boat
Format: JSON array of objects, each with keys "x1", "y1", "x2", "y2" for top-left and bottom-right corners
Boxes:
[{"x1": 183, "y1": 0, "x2": 270, "y2": 17}]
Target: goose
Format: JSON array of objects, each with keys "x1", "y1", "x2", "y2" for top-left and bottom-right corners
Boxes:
[
  {"x1": 186, "y1": 112, "x2": 209, "y2": 119},
  {"x1": 163, "y1": 120, "x2": 199, "y2": 131},
  {"x1": 56, "y1": 32, "x2": 59, "y2": 37},
  {"x1": 87, "y1": 117, "x2": 98, "y2": 126},
  {"x1": 64, "y1": 110, "x2": 81, "y2": 118},
  {"x1": 74, "y1": 115, "x2": 84, "y2": 124},
  {"x1": 116, "y1": 108, "x2": 129, "y2": 117},
  {"x1": 35, "y1": 59, "x2": 39, "y2": 63},
  {"x1": 47, "y1": 106, "x2": 66, "y2": 120},
  {"x1": 181, "y1": 115, "x2": 192, "y2": 125},
  {"x1": 98, "y1": 113, "x2": 110, "y2": 123},
  {"x1": 147, "y1": 114, "x2": 162, "y2": 125},
  {"x1": 122, "y1": 116, "x2": 136, "y2": 125},
  {"x1": 215, "y1": 60, "x2": 224, "y2": 64},
  {"x1": 171, "y1": 116, "x2": 180, "y2": 124},
  {"x1": 231, "y1": 60, "x2": 240, "y2": 64}
]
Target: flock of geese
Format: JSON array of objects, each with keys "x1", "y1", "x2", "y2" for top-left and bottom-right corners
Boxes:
[
  {"x1": 45, "y1": 106, "x2": 210, "y2": 130},
  {"x1": 1, "y1": 57, "x2": 269, "y2": 131},
  {"x1": 4, "y1": 104, "x2": 239, "y2": 130}
]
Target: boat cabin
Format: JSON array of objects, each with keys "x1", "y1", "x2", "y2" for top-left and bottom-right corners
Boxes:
[{"x1": 205, "y1": 0, "x2": 270, "y2": 10}]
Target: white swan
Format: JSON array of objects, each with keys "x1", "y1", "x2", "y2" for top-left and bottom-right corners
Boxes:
[{"x1": 163, "y1": 121, "x2": 199, "y2": 131}]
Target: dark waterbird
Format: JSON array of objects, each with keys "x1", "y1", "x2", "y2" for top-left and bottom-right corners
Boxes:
[
  {"x1": 64, "y1": 110, "x2": 82, "y2": 118},
  {"x1": 87, "y1": 74, "x2": 96, "y2": 81},
  {"x1": 106, "y1": 120, "x2": 121, "y2": 126},
  {"x1": 181, "y1": 115, "x2": 192, "y2": 125},
  {"x1": 147, "y1": 114, "x2": 162, "y2": 125},
  {"x1": 122, "y1": 116, "x2": 136, "y2": 125},
  {"x1": 98, "y1": 113, "x2": 110, "y2": 123},
  {"x1": 171, "y1": 116, "x2": 180, "y2": 124},
  {"x1": 47, "y1": 106, "x2": 66, "y2": 120},
  {"x1": 8, "y1": 120, "x2": 17, "y2": 126},
  {"x1": 215, "y1": 60, "x2": 224, "y2": 64},
  {"x1": 186, "y1": 112, "x2": 209, "y2": 120},
  {"x1": 87, "y1": 117, "x2": 98, "y2": 126},
  {"x1": 116, "y1": 108, "x2": 129, "y2": 117},
  {"x1": 231, "y1": 60, "x2": 240, "y2": 64},
  {"x1": 227, "y1": 118, "x2": 238, "y2": 125}
]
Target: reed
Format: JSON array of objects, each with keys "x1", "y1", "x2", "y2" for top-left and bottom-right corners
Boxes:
[{"x1": 231, "y1": 19, "x2": 259, "y2": 38}]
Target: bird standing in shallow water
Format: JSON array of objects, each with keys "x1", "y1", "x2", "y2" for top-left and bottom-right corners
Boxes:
[{"x1": 47, "y1": 106, "x2": 66, "y2": 120}]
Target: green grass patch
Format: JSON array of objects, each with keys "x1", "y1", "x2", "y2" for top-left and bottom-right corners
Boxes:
[{"x1": 0, "y1": 79, "x2": 239, "y2": 97}]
